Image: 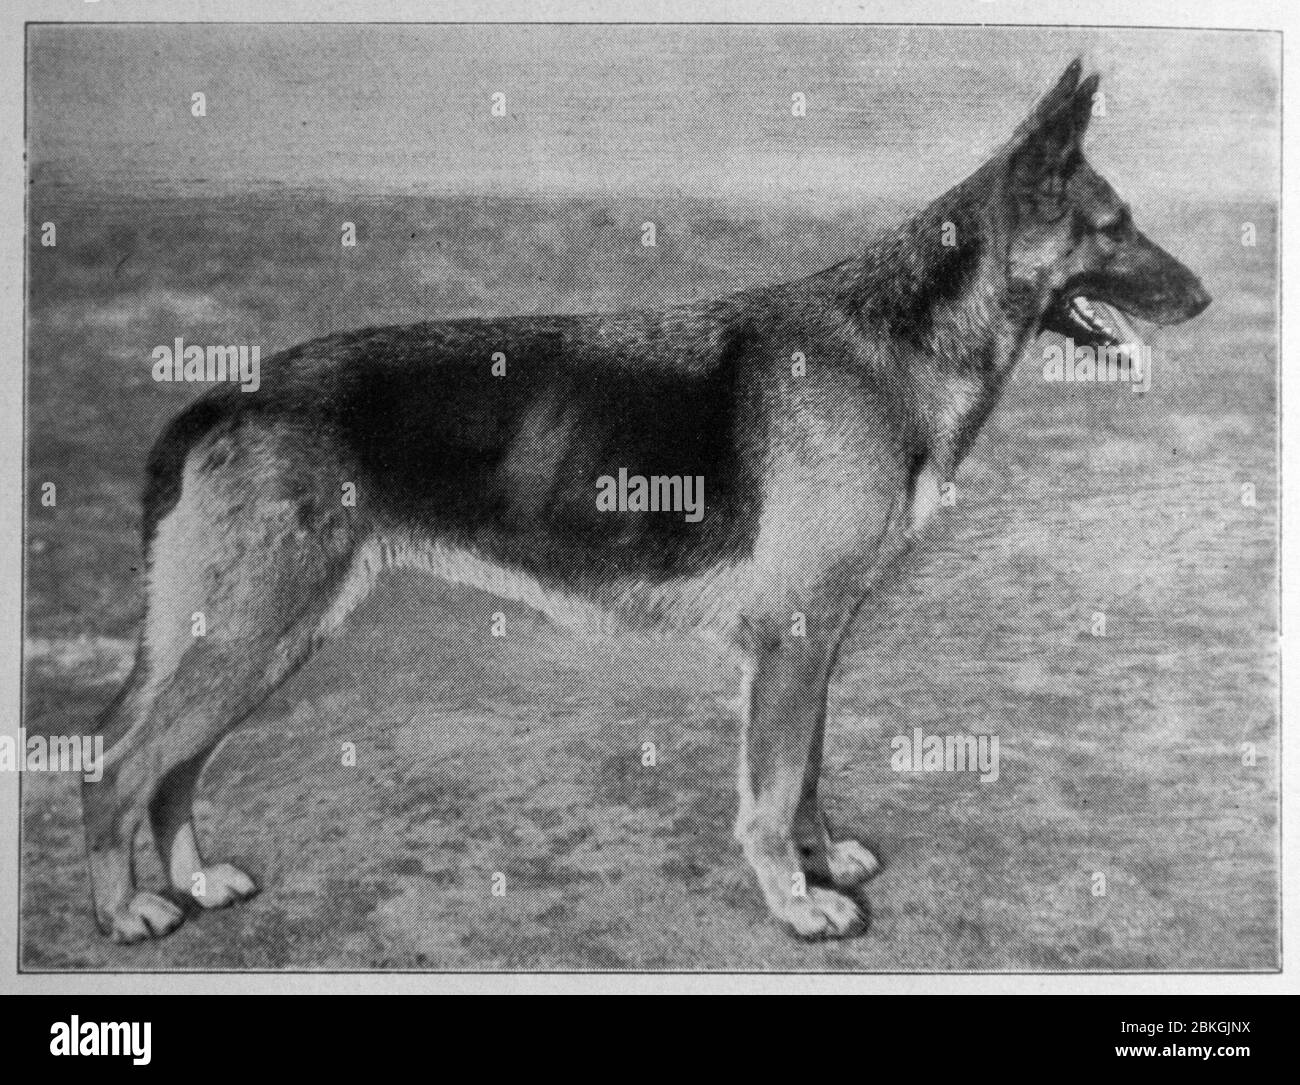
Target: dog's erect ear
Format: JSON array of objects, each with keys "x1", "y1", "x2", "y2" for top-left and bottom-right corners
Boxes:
[
  {"x1": 1011, "y1": 58, "x2": 1083, "y2": 140},
  {"x1": 1005, "y1": 60, "x2": 1100, "y2": 211}
]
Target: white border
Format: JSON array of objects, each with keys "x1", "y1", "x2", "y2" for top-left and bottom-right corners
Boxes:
[{"x1": 0, "y1": 0, "x2": 1291, "y2": 995}]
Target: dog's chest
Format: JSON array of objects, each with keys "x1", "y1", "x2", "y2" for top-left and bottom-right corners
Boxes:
[
  {"x1": 897, "y1": 372, "x2": 989, "y2": 542},
  {"x1": 916, "y1": 368, "x2": 988, "y2": 477}
]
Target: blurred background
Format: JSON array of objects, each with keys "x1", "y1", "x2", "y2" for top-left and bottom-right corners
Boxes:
[{"x1": 29, "y1": 25, "x2": 1276, "y2": 203}]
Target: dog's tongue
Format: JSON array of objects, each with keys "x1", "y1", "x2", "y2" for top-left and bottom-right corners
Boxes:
[{"x1": 1092, "y1": 300, "x2": 1143, "y2": 348}]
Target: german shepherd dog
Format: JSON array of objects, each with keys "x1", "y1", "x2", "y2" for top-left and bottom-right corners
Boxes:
[{"x1": 82, "y1": 60, "x2": 1209, "y2": 943}]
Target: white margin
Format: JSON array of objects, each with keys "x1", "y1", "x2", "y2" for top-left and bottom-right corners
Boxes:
[{"x1": 0, "y1": 0, "x2": 1291, "y2": 996}]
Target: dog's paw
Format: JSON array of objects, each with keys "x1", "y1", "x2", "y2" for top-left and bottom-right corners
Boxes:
[
  {"x1": 776, "y1": 886, "x2": 868, "y2": 940},
  {"x1": 185, "y1": 864, "x2": 258, "y2": 909},
  {"x1": 105, "y1": 892, "x2": 185, "y2": 944},
  {"x1": 825, "y1": 840, "x2": 881, "y2": 888}
]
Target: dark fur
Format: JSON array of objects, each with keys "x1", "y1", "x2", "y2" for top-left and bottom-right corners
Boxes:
[{"x1": 82, "y1": 60, "x2": 1210, "y2": 943}]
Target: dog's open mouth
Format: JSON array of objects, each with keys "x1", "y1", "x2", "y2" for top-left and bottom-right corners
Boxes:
[{"x1": 1041, "y1": 294, "x2": 1140, "y2": 349}]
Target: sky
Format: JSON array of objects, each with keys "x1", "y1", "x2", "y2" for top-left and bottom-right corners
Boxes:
[{"x1": 27, "y1": 24, "x2": 1279, "y2": 205}]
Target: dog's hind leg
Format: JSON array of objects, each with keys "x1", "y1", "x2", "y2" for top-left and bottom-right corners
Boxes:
[
  {"x1": 81, "y1": 650, "x2": 182, "y2": 942},
  {"x1": 734, "y1": 612, "x2": 868, "y2": 940},
  {"x1": 82, "y1": 423, "x2": 364, "y2": 942},
  {"x1": 140, "y1": 590, "x2": 343, "y2": 918}
]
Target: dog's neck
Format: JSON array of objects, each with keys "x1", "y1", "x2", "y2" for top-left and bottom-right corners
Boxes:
[
  {"x1": 838, "y1": 176, "x2": 1043, "y2": 473},
  {"x1": 853, "y1": 180, "x2": 1036, "y2": 358}
]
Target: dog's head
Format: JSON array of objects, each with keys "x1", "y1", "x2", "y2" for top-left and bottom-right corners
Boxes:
[{"x1": 992, "y1": 59, "x2": 1210, "y2": 348}]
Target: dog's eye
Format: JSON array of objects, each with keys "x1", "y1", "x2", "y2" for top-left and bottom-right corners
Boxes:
[{"x1": 1097, "y1": 210, "x2": 1130, "y2": 238}]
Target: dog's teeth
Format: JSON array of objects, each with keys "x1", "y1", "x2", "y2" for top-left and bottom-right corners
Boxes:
[{"x1": 1063, "y1": 294, "x2": 1125, "y2": 342}]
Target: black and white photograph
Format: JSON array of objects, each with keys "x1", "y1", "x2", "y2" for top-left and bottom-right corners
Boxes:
[{"x1": 1, "y1": 0, "x2": 1291, "y2": 1000}]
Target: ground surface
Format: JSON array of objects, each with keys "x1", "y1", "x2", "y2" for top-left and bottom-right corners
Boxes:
[{"x1": 21, "y1": 188, "x2": 1278, "y2": 970}]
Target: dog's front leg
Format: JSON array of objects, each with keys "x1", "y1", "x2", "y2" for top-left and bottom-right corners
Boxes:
[{"x1": 735, "y1": 618, "x2": 868, "y2": 939}]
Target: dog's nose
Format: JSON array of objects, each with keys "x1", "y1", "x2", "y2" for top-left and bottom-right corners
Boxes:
[{"x1": 1186, "y1": 280, "x2": 1212, "y2": 318}]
